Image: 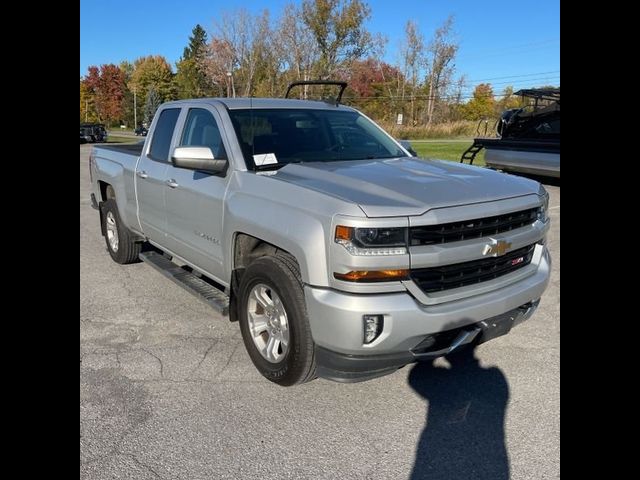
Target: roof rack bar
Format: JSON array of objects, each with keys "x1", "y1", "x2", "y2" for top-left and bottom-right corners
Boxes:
[{"x1": 285, "y1": 80, "x2": 348, "y2": 106}]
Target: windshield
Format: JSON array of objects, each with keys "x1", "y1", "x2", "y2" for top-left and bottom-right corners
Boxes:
[{"x1": 227, "y1": 108, "x2": 406, "y2": 169}]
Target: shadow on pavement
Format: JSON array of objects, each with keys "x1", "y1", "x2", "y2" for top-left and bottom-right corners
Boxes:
[{"x1": 408, "y1": 347, "x2": 510, "y2": 480}]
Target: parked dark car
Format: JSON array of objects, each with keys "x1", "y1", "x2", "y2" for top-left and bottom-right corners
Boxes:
[
  {"x1": 134, "y1": 126, "x2": 148, "y2": 136},
  {"x1": 80, "y1": 123, "x2": 108, "y2": 143}
]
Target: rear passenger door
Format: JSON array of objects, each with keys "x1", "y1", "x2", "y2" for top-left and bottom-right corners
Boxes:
[
  {"x1": 163, "y1": 106, "x2": 230, "y2": 283},
  {"x1": 135, "y1": 107, "x2": 181, "y2": 243}
]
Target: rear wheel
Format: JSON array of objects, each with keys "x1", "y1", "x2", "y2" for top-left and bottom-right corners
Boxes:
[
  {"x1": 238, "y1": 254, "x2": 316, "y2": 386},
  {"x1": 101, "y1": 198, "x2": 141, "y2": 264}
]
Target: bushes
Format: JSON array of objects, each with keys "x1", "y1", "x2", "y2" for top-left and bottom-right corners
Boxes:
[{"x1": 379, "y1": 120, "x2": 497, "y2": 139}]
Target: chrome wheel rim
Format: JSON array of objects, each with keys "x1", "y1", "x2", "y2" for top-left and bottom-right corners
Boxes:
[
  {"x1": 247, "y1": 283, "x2": 290, "y2": 363},
  {"x1": 106, "y1": 211, "x2": 119, "y2": 252}
]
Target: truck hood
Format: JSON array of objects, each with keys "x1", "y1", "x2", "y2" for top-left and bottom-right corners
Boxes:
[{"x1": 271, "y1": 157, "x2": 540, "y2": 217}]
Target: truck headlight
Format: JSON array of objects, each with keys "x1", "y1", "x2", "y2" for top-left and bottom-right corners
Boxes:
[
  {"x1": 537, "y1": 186, "x2": 550, "y2": 222},
  {"x1": 335, "y1": 226, "x2": 407, "y2": 256}
]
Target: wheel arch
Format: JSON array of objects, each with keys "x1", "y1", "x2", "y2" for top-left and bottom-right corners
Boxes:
[{"x1": 227, "y1": 232, "x2": 301, "y2": 323}]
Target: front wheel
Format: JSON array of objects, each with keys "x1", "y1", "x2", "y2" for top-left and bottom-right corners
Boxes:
[{"x1": 238, "y1": 254, "x2": 316, "y2": 386}]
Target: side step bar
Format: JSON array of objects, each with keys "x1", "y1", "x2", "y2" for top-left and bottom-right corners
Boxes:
[{"x1": 139, "y1": 251, "x2": 230, "y2": 315}]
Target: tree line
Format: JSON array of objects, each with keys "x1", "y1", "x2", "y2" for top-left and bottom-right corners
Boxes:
[{"x1": 80, "y1": 0, "x2": 541, "y2": 129}]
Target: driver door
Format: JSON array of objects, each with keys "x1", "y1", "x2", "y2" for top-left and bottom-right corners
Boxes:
[{"x1": 163, "y1": 106, "x2": 230, "y2": 284}]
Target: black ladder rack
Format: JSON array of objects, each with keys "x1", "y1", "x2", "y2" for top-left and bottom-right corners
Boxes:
[{"x1": 460, "y1": 141, "x2": 485, "y2": 165}]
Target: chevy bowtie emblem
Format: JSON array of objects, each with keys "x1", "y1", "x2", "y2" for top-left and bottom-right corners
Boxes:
[{"x1": 483, "y1": 240, "x2": 512, "y2": 256}]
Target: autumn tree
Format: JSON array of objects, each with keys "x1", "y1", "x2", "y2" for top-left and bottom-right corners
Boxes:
[
  {"x1": 301, "y1": 0, "x2": 373, "y2": 78},
  {"x1": 206, "y1": 9, "x2": 279, "y2": 97},
  {"x1": 399, "y1": 20, "x2": 424, "y2": 124},
  {"x1": 175, "y1": 25, "x2": 212, "y2": 98},
  {"x1": 236, "y1": 9, "x2": 271, "y2": 97},
  {"x1": 461, "y1": 83, "x2": 496, "y2": 120},
  {"x1": 424, "y1": 15, "x2": 458, "y2": 125},
  {"x1": 144, "y1": 87, "x2": 162, "y2": 125},
  {"x1": 253, "y1": 11, "x2": 286, "y2": 97},
  {"x1": 83, "y1": 64, "x2": 127, "y2": 125},
  {"x1": 119, "y1": 61, "x2": 135, "y2": 127},
  {"x1": 497, "y1": 86, "x2": 525, "y2": 112},
  {"x1": 206, "y1": 10, "x2": 248, "y2": 97},
  {"x1": 344, "y1": 58, "x2": 402, "y2": 121},
  {"x1": 129, "y1": 55, "x2": 177, "y2": 108},
  {"x1": 247, "y1": 10, "x2": 284, "y2": 97},
  {"x1": 278, "y1": 2, "x2": 319, "y2": 94},
  {"x1": 204, "y1": 38, "x2": 236, "y2": 97},
  {"x1": 80, "y1": 78, "x2": 98, "y2": 123}
]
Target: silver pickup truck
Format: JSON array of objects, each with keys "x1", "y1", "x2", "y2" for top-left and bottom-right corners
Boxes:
[{"x1": 89, "y1": 96, "x2": 551, "y2": 386}]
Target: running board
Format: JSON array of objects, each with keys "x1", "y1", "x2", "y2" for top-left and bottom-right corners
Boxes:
[{"x1": 139, "y1": 251, "x2": 229, "y2": 315}]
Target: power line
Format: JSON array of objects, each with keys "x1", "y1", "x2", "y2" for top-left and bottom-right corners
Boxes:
[
  {"x1": 457, "y1": 39, "x2": 560, "y2": 61},
  {"x1": 467, "y1": 70, "x2": 560, "y2": 83},
  {"x1": 340, "y1": 76, "x2": 560, "y2": 102},
  {"x1": 458, "y1": 38, "x2": 560, "y2": 56},
  {"x1": 342, "y1": 81, "x2": 560, "y2": 103},
  {"x1": 460, "y1": 76, "x2": 560, "y2": 92}
]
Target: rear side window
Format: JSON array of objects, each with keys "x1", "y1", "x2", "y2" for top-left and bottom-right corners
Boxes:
[{"x1": 148, "y1": 108, "x2": 180, "y2": 162}]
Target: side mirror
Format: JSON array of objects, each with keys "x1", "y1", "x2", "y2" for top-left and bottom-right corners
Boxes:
[
  {"x1": 171, "y1": 146, "x2": 227, "y2": 174},
  {"x1": 397, "y1": 139, "x2": 418, "y2": 157}
]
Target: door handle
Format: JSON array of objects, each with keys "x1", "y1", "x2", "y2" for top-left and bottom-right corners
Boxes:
[
  {"x1": 166, "y1": 179, "x2": 179, "y2": 188},
  {"x1": 136, "y1": 170, "x2": 148, "y2": 179}
]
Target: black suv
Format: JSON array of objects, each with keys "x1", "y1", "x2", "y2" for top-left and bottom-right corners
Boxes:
[
  {"x1": 80, "y1": 123, "x2": 108, "y2": 143},
  {"x1": 134, "y1": 126, "x2": 148, "y2": 136}
]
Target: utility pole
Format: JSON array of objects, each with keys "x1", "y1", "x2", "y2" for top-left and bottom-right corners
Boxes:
[
  {"x1": 133, "y1": 86, "x2": 137, "y2": 127},
  {"x1": 85, "y1": 99, "x2": 88, "y2": 122},
  {"x1": 227, "y1": 71, "x2": 236, "y2": 98}
]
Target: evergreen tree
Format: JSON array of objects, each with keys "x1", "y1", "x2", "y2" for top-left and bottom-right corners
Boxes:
[{"x1": 176, "y1": 24, "x2": 210, "y2": 98}]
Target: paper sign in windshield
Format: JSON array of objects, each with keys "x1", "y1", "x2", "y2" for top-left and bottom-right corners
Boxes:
[{"x1": 253, "y1": 153, "x2": 278, "y2": 166}]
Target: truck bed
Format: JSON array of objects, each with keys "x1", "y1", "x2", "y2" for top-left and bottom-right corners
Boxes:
[
  {"x1": 92, "y1": 141, "x2": 145, "y2": 231},
  {"x1": 96, "y1": 142, "x2": 145, "y2": 156}
]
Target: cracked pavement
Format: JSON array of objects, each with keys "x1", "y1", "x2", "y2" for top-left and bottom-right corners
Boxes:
[{"x1": 80, "y1": 144, "x2": 560, "y2": 479}]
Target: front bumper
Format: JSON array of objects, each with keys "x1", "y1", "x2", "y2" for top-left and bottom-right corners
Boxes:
[
  {"x1": 305, "y1": 245, "x2": 551, "y2": 381},
  {"x1": 315, "y1": 300, "x2": 539, "y2": 382}
]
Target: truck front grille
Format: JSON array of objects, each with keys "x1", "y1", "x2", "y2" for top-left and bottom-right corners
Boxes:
[
  {"x1": 410, "y1": 244, "x2": 536, "y2": 293},
  {"x1": 409, "y1": 208, "x2": 538, "y2": 246}
]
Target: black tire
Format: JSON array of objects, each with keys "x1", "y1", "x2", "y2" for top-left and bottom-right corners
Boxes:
[
  {"x1": 238, "y1": 253, "x2": 316, "y2": 386},
  {"x1": 101, "y1": 198, "x2": 141, "y2": 264}
]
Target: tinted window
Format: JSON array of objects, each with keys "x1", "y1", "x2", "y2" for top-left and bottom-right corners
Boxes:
[
  {"x1": 149, "y1": 108, "x2": 180, "y2": 162},
  {"x1": 179, "y1": 108, "x2": 227, "y2": 159},
  {"x1": 227, "y1": 109, "x2": 406, "y2": 168}
]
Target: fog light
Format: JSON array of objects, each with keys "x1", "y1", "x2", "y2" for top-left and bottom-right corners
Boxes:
[{"x1": 363, "y1": 314, "x2": 384, "y2": 344}]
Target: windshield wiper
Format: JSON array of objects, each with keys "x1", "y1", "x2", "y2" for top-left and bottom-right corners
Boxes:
[
  {"x1": 254, "y1": 163, "x2": 286, "y2": 171},
  {"x1": 254, "y1": 160, "x2": 307, "y2": 172}
]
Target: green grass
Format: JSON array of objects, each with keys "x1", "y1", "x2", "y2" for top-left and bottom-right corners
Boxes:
[
  {"x1": 107, "y1": 135, "x2": 138, "y2": 144},
  {"x1": 410, "y1": 141, "x2": 485, "y2": 166}
]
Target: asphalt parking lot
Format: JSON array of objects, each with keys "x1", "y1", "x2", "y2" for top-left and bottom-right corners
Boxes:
[{"x1": 80, "y1": 144, "x2": 560, "y2": 479}]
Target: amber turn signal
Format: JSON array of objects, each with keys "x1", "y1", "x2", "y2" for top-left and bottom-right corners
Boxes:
[
  {"x1": 335, "y1": 225, "x2": 353, "y2": 241},
  {"x1": 334, "y1": 269, "x2": 409, "y2": 282}
]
